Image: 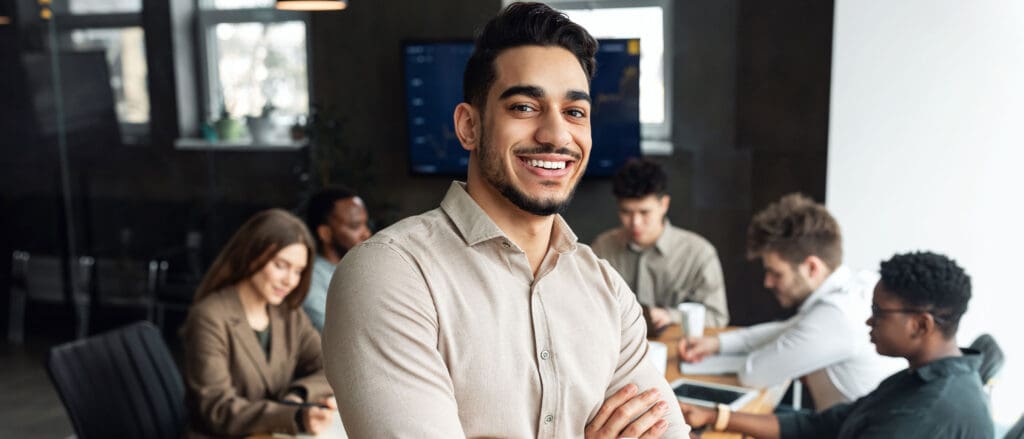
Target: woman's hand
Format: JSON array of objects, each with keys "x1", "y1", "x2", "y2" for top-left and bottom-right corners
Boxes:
[
  {"x1": 303, "y1": 404, "x2": 335, "y2": 435},
  {"x1": 323, "y1": 396, "x2": 338, "y2": 411}
]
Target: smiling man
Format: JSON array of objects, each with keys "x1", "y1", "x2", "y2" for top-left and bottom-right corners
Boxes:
[
  {"x1": 592, "y1": 158, "x2": 729, "y2": 331},
  {"x1": 302, "y1": 186, "x2": 372, "y2": 332},
  {"x1": 322, "y1": 3, "x2": 688, "y2": 438}
]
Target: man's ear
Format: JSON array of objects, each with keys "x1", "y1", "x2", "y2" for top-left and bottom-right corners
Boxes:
[
  {"x1": 316, "y1": 224, "x2": 332, "y2": 245},
  {"x1": 804, "y1": 255, "x2": 832, "y2": 280},
  {"x1": 454, "y1": 102, "x2": 481, "y2": 152},
  {"x1": 659, "y1": 194, "x2": 671, "y2": 212},
  {"x1": 914, "y1": 313, "x2": 937, "y2": 337}
]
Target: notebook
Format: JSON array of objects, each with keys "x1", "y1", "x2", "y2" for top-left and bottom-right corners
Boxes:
[{"x1": 679, "y1": 354, "x2": 745, "y2": 375}]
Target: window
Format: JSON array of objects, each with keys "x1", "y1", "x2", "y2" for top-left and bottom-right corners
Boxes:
[
  {"x1": 68, "y1": 28, "x2": 149, "y2": 126},
  {"x1": 209, "y1": 21, "x2": 308, "y2": 118},
  {"x1": 53, "y1": 0, "x2": 150, "y2": 144},
  {"x1": 197, "y1": 0, "x2": 311, "y2": 137},
  {"x1": 506, "y1": 0, "x2": 673, "y2": 154}
]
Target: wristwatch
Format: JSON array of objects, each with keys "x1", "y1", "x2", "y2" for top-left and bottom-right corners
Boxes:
[{"x1": 714, "y1": 403, "x2": 731, "y2": 431}]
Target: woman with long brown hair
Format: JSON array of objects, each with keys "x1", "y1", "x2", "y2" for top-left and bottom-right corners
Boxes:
[{"x1": 181, "y1": 208, "x2": 337, "y2": 438}]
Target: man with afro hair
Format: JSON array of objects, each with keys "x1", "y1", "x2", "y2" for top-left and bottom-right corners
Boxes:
[{"x1": 678, "y1": 251, "x2": 994, "y2": 439}]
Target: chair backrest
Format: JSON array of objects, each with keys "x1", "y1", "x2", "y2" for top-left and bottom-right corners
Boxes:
[
  {"x1": 1006, "y1": 413, "x2": 1024, "y2": 439},
  {"x1": 47, "y1": 321, "x2": 186, "y2": 439},
  {"x1": 81, "y1": 256, "x2": 154, "y2": 300},
  {"x1": 970, "y1": 333, "x2": 1005, "y2": 384},
  {"x1": 25, "y1": 253, "x2": 70, "y2": 302}
]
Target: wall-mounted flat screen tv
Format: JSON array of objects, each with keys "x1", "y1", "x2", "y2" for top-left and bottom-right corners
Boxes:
[{"x1": 402, "y1": 39, "x2": 641, "y2": 177}]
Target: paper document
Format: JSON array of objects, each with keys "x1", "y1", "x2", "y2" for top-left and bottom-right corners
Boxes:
[{"x1": 679, "y1": 354, "x2": 746, "y2": 375}]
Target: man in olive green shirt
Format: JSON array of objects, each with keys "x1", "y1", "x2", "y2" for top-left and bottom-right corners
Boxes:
[
  {"x1": 592, "y1": 159, "x2": 729, "y2": 330},
  {"x1": 680, "y1": 251, "x2": 993, "y2": 439}
]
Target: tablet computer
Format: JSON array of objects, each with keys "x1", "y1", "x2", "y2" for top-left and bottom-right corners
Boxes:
[{"x1": 669, "y1": 378, "x2": 759, "y2": 411}]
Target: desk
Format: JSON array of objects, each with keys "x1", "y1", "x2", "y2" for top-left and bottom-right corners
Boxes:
[{"x1": 653, "y1": 325, "x2": 787, "y2": 438}]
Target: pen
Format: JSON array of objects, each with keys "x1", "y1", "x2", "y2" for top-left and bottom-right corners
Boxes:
[{"x1": 280, "y1": 400, "x2": 330, "y2": 409}]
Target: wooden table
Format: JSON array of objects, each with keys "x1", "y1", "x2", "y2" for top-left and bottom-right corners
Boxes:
[
  {"x1": 247, "y1": 411, "x2": 347, "y2": 439},
  {"x1": 653, "y1": 324, "x2": 786, "y2": 438}
]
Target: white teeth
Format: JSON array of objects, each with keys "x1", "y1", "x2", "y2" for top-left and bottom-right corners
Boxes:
[{"x1": 527, "y1": 159, "x2": 566, "y2": 170}]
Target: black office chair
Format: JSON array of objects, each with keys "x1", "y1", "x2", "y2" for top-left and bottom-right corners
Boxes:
[
  {"x1": 969, "y1": 333, "x2": 1005, "y2": 387},
  {"x1": 47, "y1": 321, "x2": 186, "y2": 439},
  {"x1": 1006, "y1": 413, "x2": 1024, "y2": 439}
]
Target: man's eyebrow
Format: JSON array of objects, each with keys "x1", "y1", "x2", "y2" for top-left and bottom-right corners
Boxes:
[
  {"x1": 499, "y1": 85, "x2": 545, "y2": 100},
  {"x1": 566, "y1": 90, "x2": 591, "y2": 103}
]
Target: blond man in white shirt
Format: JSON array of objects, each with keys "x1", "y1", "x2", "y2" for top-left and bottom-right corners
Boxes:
[{"x1": 679, "y1": 194, "x2": 902, "y2": 410}]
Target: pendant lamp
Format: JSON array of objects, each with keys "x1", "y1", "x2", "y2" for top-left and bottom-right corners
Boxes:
[{"x1": 275, "y1": 0, "x2": 347, "y2": 11}]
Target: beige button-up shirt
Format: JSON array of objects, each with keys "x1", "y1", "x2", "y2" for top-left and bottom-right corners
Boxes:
[
  {"x1": 592, "y1": 223, "x2": 729, "y2": 327},
  {"x1": 323, "y1": 182, "x2": 688, "y2": 438}
]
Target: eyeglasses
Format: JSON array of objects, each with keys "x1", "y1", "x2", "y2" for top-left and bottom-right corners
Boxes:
[{"x1": 870, "y1": 305, "x2": 947, "y2": 323}]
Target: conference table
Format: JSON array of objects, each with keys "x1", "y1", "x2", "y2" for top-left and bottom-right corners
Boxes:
[{"x1": 653, "y1": 324, "x2": 788, "y2": 439}]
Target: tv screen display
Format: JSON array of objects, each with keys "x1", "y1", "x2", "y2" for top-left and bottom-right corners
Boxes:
[{"x1": 403, "y1": 39, "x2": 641, "y2": 177}]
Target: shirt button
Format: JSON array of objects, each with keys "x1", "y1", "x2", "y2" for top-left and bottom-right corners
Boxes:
[
  {"x1": 544, "y1": 414, "x2": 554, "y2": 424},
  {"x1": 540, "y1": 350, "x2": 550, "y2": 360},
  {"x1": 502, "y1": 240, "x2": 511, "y2": 249}
]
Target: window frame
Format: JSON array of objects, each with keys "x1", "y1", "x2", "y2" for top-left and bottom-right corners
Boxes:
[
  {"x1": 508, "y1": 0, "x2": 674, "y2": 154},
  {"x1": 194, "y1": 6, "x2": 312, "y2": 126},
  {"x1": 51, "y1": 11, "x2": 151, "y2": 144}
]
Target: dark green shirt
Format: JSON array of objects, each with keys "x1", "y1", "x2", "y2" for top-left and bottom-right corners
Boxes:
[
  {"x1": 778, "y1": 349, "x2": 993, "y2": 439},
  {"x1": 254, "y1": 325, "x2": 271, "y2": 359}
]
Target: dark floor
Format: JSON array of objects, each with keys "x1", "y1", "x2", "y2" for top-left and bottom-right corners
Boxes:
[{"x1": 0, "y1": 336, "x2": 74, "y2": 439}]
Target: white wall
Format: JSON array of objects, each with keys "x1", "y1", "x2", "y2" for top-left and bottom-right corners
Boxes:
[{"x1": 828, "y1": 0, "x2": 1024, "y2": 423}]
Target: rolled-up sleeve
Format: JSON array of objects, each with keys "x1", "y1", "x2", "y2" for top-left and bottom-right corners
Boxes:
[
  {"x1": 321, "y1": 242, "x2": 466, "y2": 438},
  {"x1": 733, "y1": 305, "x2": 859, "y2": 388}
]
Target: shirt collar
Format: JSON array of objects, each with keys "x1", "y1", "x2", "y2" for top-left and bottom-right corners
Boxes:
[
  {"x1": 440, "y1": 181, "x2": 578, "y2": 254},
  {"x1": 626, "y1": 219, "x2": 671, "y2": 254},
  {"x1": 314, "y1": 255, "x2": 336, "y2": 272},
  {"x1": 914, "y1": 348, "x2": 984, "y2": 382},
  {"x1": 798, "y1": 265, "x2": 852, "y2": 313}
]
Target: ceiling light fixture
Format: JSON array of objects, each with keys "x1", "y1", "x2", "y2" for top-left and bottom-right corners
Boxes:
[{"x1": 275, "y1": 0, "x2": 347, "y2": 11}]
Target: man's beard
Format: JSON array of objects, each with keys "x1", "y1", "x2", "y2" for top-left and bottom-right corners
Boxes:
[
  {"x1": 477, "y1": 126, "x2": 581, "y2": 216},
  {"x1": 776, "y1": 274, "x2": 814, "y2": 308},
  {"x1": 329, "y1": 240, "x2": 350, "y2": 260}
]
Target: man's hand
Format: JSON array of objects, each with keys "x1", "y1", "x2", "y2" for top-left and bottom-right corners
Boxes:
[
  {"x1": 648, "y1": 307, "x2": 672, "y2": 330},
  {"x1": 678, "y1": 403, "x2": 716, "y2": 429},
  {"x1": 677, "y1": 336, "x2": 720, "y2": 363},
  {"x1": 585, "y1": 384, "x2": 671, "y2": 439}
]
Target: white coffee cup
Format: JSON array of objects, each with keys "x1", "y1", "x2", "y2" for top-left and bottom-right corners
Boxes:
[
  {"x1": 647, "y1": 341, "x2": 667, "y2": 375},
  {"x1": 677, "y1": 303, "x2": 706, "y2": 337}
]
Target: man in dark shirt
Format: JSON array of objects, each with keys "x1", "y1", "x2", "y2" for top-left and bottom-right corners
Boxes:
[{"x1": 680, "y1": 251, "x2": 993, "y2": 438}]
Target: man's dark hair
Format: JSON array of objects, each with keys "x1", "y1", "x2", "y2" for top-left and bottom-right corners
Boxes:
[
  {"x1": 612, "y1": 158, "x2": 667, "y2": 199},
  {"x1": 879, "y1": 251, "x2": 971, "y2": 338},
  {"x1": 463, "y1": 2, "x2": 598, "y2": 109},
  {"x1": 306, "y1": 186, "x2": 358, "y2": 251},
  {"x1": 747, "y1": 193, "x2": 843, "y2": 269}
]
